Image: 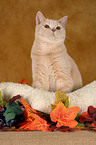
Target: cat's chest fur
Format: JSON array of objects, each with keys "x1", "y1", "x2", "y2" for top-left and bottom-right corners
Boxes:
[
  {"x1": 32, "y1": 40, "x2": 70, "y2": 72},
  {"x1": 31, "y1": 41, "x2": 71, "y2": 91}
]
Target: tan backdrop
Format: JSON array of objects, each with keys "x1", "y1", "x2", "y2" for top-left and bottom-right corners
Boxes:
[{"x1": 0, "y1": 0, "x2": 96, "y2": 86}]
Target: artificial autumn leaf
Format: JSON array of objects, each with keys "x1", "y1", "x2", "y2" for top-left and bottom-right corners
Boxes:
[
  {"x1": 18, "y1": 79, "x2": 28, "y2": 84},
  {"x1": 79, "y1": 112, "x2": 92, "y2": 123},
  {"x1": 76, "y1": 122, "x2": 85, "y2": 128},
  {"x1": 79, "y1": 106, "x2": 96, "y2": 130},
  {"x1": 58, "y1": 126, "x2": 74, "y2": 132},
  {"x1": 91, "y1": 123, "x2": 96, "y2": 130},
  {"x1": 20, "y1": 97, "x2": 37, "y2": 120},
  {"x1": 88, "y1": 106, "x2": 96, "y2": 125},
  {"x1": 50, "y1": 102, "x2": 79, "y2": 128},
  {"x1": 20, "y1": 97, "x2": 49, "y2": 131},
  {"x1": 75, "y1": 126, "x2": 86, "y2": 131},
  {"x1": 8, "y1": 95, "x2": 21, "y2": 105},
  {"x1": 80, "y1": 106, "x2": 96, "y2": 124},
  {"x1": 48, "y1": 122, "x2": 57, "y2": 131},
  {"x1": 88, "y1": 106, "x2": 96, "y2": 115},
  {"x1": 28, "y1": 116, "x2": 49, "y2": 131},
  {"x1": 51, "y1": 91, "x2": 69, "y2": 110},
  {"x1": 20, "y1": 121, "x2": 33, "y2": 130},
  {"x1": 0, "y1": 91, "x2": 6, "y2": 107},
  {"x1": 36, "y1": 111, "x2": 50, "y2": 122},
  {"x1": 88, "y1": 106, "x2": 96, "y2": 126},
  {"x1": 20, "y1": 97, "x2": 50, "y2": 121},
  {"x1": 20, "y1": 110, "x2": 49, "y2": 131},
  {"x1": 75, "y1": 113, "x2": 80, "y2": 121},
  {"x1": 4, "y1": 102, "x2": 23, "y2": 122}
]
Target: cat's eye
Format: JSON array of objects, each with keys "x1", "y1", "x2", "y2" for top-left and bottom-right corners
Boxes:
[
  {"x1": 44, "y1": 25, "x2": 50, "y2": 28},
  {"x1": 56, "y1": 26, "x2": 61, "y2": 30}
]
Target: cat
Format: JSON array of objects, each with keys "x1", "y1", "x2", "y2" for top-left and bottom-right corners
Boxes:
[{"x1": 31, "y1": 11, "x2": 82, "y2": 93}]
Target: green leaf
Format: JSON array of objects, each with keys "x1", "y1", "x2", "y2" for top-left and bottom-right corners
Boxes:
[
  {"x1": 51, "y1": 91, "x2": 69, "y2": 110},
  {"x1": 4, "y1": 112, "x2": 16, "y2": 122},
  {"x1": 75, "y1": 113, "x2": 80, "y2": 121},
  {"x1": 4, "y1": 102, "x2": 23, "y2": 122},
  {"x1": 0, "y1": 91, "x2": 6, "y2": 107},
  {"x1": 76, "y1": 122, "x2": 85, "y2": 127}
]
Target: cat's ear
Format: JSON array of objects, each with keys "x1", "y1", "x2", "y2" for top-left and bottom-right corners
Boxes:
[
  {"x1": 59, "y1": 16, "x2": 68, "y2": 27},
  {"x1": 36, "y1": 11, "x2": 46, "y2": 25}
]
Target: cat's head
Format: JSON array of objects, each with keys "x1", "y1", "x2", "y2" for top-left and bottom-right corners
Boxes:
[{"x1": 35, "y1": 11, "x2": 68, "y2": 43}]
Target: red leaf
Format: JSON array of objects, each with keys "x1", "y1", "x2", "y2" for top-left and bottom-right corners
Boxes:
[
  {"x1": 79, "y1": 106, "x2": 96, "y2": 124},
  {"x1": 48, "y1": 122, "x2": 57, "y2": 131},
  {"x1": 92, "y1": 113, "x2": 96, "y2": 121},
  {"x1": 79, "y1": 113, "x2": 93, "y2": 123},
  {"x1": 88, "y1": 106, "x2": 96, "y2": 115},
  {"x1": 58, "y1": 126, "x2": 74, "y2": 132},
  {"x1": 9, "y1": 95, "x2": 21, "y2": 105},
  {"x1": 18, "y1": 79, "x2": 28, "y2": 84}
]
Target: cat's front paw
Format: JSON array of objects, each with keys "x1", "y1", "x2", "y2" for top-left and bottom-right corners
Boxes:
[{"x1": 56, "y1": 80, "x2": 73, "y2": 93}]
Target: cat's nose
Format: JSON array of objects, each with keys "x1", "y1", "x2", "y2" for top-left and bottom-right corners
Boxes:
[{"x1": 52, "y1": 28, "x2": 56, "y2": 32}]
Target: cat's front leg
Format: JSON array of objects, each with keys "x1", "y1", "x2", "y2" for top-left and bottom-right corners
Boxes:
[
  {"x1": 32, "y1": 73, "x2": 49, "y2": 91},
  {"x1": 56, "y1": 77, "x2": 73, "y2": 93},
  {"x1": 32, "y1": 79, "x2": 43, "y2": 89},
  {"x1": 32, "y1": 79, "x2": 47, "y2": 90}
]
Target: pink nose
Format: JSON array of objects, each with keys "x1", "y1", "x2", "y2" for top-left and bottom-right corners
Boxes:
[{"x1": 52, "y1": 28, "x2": 56, "y2": 32}]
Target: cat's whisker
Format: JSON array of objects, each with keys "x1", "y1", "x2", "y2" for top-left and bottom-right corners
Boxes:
[{"x1": 66, "y1": 37, "x2": 74, "y2": 41}]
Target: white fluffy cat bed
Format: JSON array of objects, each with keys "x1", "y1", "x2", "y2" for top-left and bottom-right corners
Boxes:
[{"x1": 0, "y1": 81, "x2": 96, "y2": 114}]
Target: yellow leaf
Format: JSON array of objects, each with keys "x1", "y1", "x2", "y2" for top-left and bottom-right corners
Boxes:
[{"x1": 51, "y1": 91, "x2": 69, "y2": 110}]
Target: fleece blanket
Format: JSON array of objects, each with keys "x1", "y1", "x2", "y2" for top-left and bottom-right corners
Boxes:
[{"x1": 0, "y1": 81, "x2": 96, "y2": 114}]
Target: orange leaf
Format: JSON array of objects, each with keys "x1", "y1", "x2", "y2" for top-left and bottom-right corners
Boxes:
[
  {"x1": 20, "y1": 97, "x2": 37, "y2": 119},
  {"x1": 50, "y1": 102, "x2": 79, "y2": 128},
  {"x1": 29, "y1": 117, "x2": 48, "y2": 131},
  {"x1": 20, "y1": 97, "x2": 49, "y2": 131},
  {"x1": 20, "y1": 121, "x2": 32, "y2": 130},
  {"x1": 20, "y1": 97, "x2": 30, "y2": 112},
  {"x1": 20, "y1": 112, "x2": 48, "y2": 131}
]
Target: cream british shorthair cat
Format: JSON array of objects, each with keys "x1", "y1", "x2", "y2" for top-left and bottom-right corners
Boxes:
[{"x1": 31, "y1": 11, "x2": 82, "y2": 93}]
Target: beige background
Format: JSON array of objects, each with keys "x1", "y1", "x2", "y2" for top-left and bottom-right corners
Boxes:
[
  {"x1": 0, "y1": 0, "x2": 96, "y2": 86},
  {"x1": 0, "y1": 131, "x2": 96, "y2": 145}
]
